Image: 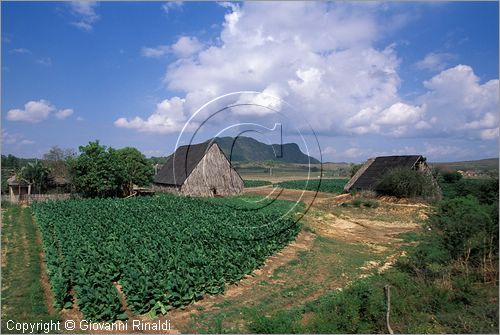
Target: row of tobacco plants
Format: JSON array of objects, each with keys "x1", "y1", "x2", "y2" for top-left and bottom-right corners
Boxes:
[{"x1": 32, "y1": 194, "x2": 300, "y2": 321}]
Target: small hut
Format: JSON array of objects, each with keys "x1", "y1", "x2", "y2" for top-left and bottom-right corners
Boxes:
[
  {"x1": 153, "y1": 141, "x2": 244, "y2": 197},
  {"x1": 344, "y1": 155, "x2": 433, "y2": 192},
  {"x1": 7, "y1": 174, "x2": 32, "y2": 203}
]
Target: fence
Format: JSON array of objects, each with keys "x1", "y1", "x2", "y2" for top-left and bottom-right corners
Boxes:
[{"x1": 1, "y1": 193, "x2": 72, "y2": 205}]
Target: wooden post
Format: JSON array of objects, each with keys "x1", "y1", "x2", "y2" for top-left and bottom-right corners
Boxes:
[{"x1": 384, "y1": 285, "x2": 394, "y2": 334}]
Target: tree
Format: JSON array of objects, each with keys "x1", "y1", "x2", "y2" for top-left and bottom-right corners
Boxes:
[
  {"x1": 43, "y1": 146, "x2": 76, "y2": 185},
  {"x1": 19, "y1": 161, "x2": 51, "y2": 194},
  {"x1": 350, "y1": 164, "x2": 363, "y2": 177},
  {"x1": 68, "y1": 141, "x2": 125, "y2": 198},
  {"x1": 115, "y1": 147, "x2": 154, "y2": 196}
]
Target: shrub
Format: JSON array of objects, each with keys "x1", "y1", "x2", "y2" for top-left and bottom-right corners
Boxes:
[
  {"x1": 342, "y1": 198, "x2": 379, "y2": 208},
  {"x1": 428, "y1": 196, "x2": 498, "y2": 280},
  {"x1": 375, "y1": 167, "x2": 438, "y2": 199},
  {"x1": 442, "y1": 171, "x2": 463, "y2": 183}
]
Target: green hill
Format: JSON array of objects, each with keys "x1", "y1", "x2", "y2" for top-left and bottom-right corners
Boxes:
[{"x1": 213, "y1": 136, "x2": 320, "y2": 164}]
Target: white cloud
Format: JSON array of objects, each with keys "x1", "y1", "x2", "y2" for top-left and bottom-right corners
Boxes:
[
  {"x1": 76, "y1": 116, "x2": 84, "y2": 121},
  {"x1": 69, "y1": 1, "x2": 99, "y2": 32},
  {"x1": 6, "y1": 100, "x2": 75, "y2": 123},
  {"x1": 141, "y1": 45, "x2": 169, "y2": 58},
  {"x1": 171, "y1": 36, "x2": 203, "y2": 58},
  {"x1": 36, "y1": 57, "x2": 52, "y2": 66},
  {"x1": 114, "y1": 97, "x2": 189, "y2": 134},
  {"x1": 417, "y1": 64, "x2": 499, "y2": 140},
  {"x1": 416, "y1": 52, "x2": 456, "y2": 71},
  {"x1": 1, "y1": 129, "x2": 34, "y2": 145},
  {"x1": 55, "y1": 109, "x2": 74, "y2": 120},
  {"x1": 142, "y1": 37, "x2": 202, "y2": 59},
  {"x1": 10, "y1": 48, "x2": 31, "y2": 54},
  {"x1": 7, "y1": 100, "x2": 55, "y2": 123},
  {"x1": 342, "y1": 147, "x2": 365, "y2": 159},
  {"x1": 162, "y1": 1, "x2": 183, "y2": 14},
  {"x1": 118, "y1": 2, "x2": 498, "y2": 145}
]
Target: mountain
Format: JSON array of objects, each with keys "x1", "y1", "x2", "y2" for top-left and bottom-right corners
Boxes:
[{"x1": 213, "y1": 136, "x2": 320, "y2": 164}]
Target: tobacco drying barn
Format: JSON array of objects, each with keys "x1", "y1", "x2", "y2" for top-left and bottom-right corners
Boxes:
[{"x1": 153, "y1": 141, "x2": 244, "y2": 197}]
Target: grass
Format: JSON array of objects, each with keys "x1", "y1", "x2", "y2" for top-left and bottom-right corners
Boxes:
[
  {"x1": 1, "y1": 204, "x2": 59, "y2": 333},
  {"x1": 183, "y1": 233, "x2": 390, "y2": 333}
]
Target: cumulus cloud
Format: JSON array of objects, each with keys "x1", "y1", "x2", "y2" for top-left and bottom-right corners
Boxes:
[
  {"x1": 171, "y1": 36, "x2": 203, "y2": 58},
  {"x1": 55, "y1": 109, "x2": 74, "y2": 119},
  {"x1": 118, "y1": 2, "x2": 498, "y2": 143},
  {"x1": 7, "y1": 100, "x2": 55, "y2": 123},
  {"x1": 1, "y1": 129, "x2": 34, "y2": 145},
  {"x1": 142, "y1": 37, "x2": 203, "y2": 59},
  {"x1": 114, "y1": 97, "x2": 189, "y2": 134},
  {"x1": 416, "y1": 52, "x2": 456, "y2": 71},
  {"x1": 69, "y1": 0, "x2": 99, "y2": 31},
  {"x1": 141, "y1": 45, "x2": 169, "y2": 58},
  {"x1": 417, "y1": 64, "x2": 499, "y2": 140},
  {"x1": 7, "y1": 100, "x2": 76, "y2": 122}
]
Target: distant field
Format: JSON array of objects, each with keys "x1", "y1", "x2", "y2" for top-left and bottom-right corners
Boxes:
[
  {"x1": 32, "y1": 194, "x2": 300, "y2": 321},
  {"x1": 277, "y1": 178, "x2": 348, "y2": 193},
  {"x1": 243, "y1": 179, "x2": 273, "y2": 187},
  {"x1": 431, "y1": 158, "x2": 499, "y2": 172}
]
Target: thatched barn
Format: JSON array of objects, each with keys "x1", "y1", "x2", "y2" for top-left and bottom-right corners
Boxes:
[
  {"x1": 153, "y1": 141, "x2": 244, "y2": 197},
  {"x1": 344, "y1": 155, "x2": 433, "y2": 192}
]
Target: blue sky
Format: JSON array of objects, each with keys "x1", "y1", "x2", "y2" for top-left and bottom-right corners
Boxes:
[{"x1": 2, "y1": 1, "x2": 498, "y2": 163}]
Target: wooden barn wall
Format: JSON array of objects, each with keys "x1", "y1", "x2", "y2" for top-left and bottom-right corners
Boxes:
[{"x1": 181, "y1": 145, "x2": 244, "y2": 197}]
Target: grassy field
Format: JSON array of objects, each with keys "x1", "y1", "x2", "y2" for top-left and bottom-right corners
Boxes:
[{"x1": 0, "y1": 203, "x2": 59, "y2": 333}]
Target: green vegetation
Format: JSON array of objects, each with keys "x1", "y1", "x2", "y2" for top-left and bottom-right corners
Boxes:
[
  {"x1": 375, "y1": 167, "x2": 439, "y2": 199},
  {"x1": 32, "y1": 194, "x2": 300, "y2": 321},
  {"x1": 68, "y1": 141, "x2": 154, "y2": 198},
  {"x1": 1, "y1": 205, "x2": 59, "y2": 333},
  {"x1": 350, "y1": 163, "x2": 363, "y2": 177},
  {"x1": 277, "y1": 178, "x2": 348, "y2": 193},
  {"x1": 19, "y1": 161, "x2": 51, "y2": 194},
  {"x1": 243, "y1": 179, "x2": 273, "y2": 187},
  {"x1": 248, "y1": 176, "x2": 499, "y2": 333}
]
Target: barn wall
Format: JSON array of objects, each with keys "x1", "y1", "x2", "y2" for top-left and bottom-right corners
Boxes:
[
  {"x1": 181, "y1": 144, "x2": 244, "y2": 197},
  {"x1": 152, "y1": 184, "x2": 181, "y2": 195}
]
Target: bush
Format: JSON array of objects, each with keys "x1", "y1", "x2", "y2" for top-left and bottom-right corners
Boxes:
[
  {"x1": 350, "y1": 164, "x2": 363, "y2": 177},
  {"x1": 375, "y1": 167, "x2": 439, "y2": 199},
  {"x1": 429, "y1": 196, "x2": 497, "y2": 279},
  {"x1": 442, "y1": 171, "x2": 463, "y2": 183},
  {"x1": 342, "y1": 198, "x2": 379, "y2": 208}
]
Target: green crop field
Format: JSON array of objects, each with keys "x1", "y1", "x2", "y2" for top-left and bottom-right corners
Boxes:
[
  {"x1": 243, "y1": 179, "x2": 273, "y2": 187},
  {"x1": 277, "y1": 178, "x2": 348, "y2": 193},
  {"x1": 32, "y1": 194, "x2": 300, "y2": 321}
]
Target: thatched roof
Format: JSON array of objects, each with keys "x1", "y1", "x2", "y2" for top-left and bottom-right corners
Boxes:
[
  {"x1": 154, "y1": 141, "x2": 215, "y2": 186},
  {"x1": 7, "y1": 174, "x2": 30, "y2": 186},
  {"x1": 344, "y1": 155, "x2": 425, "y2": 192}
]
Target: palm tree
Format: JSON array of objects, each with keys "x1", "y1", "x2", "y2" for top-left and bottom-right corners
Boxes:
[{"x1": 19, "y1": 161, "x2": 50, "y2": 194}]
